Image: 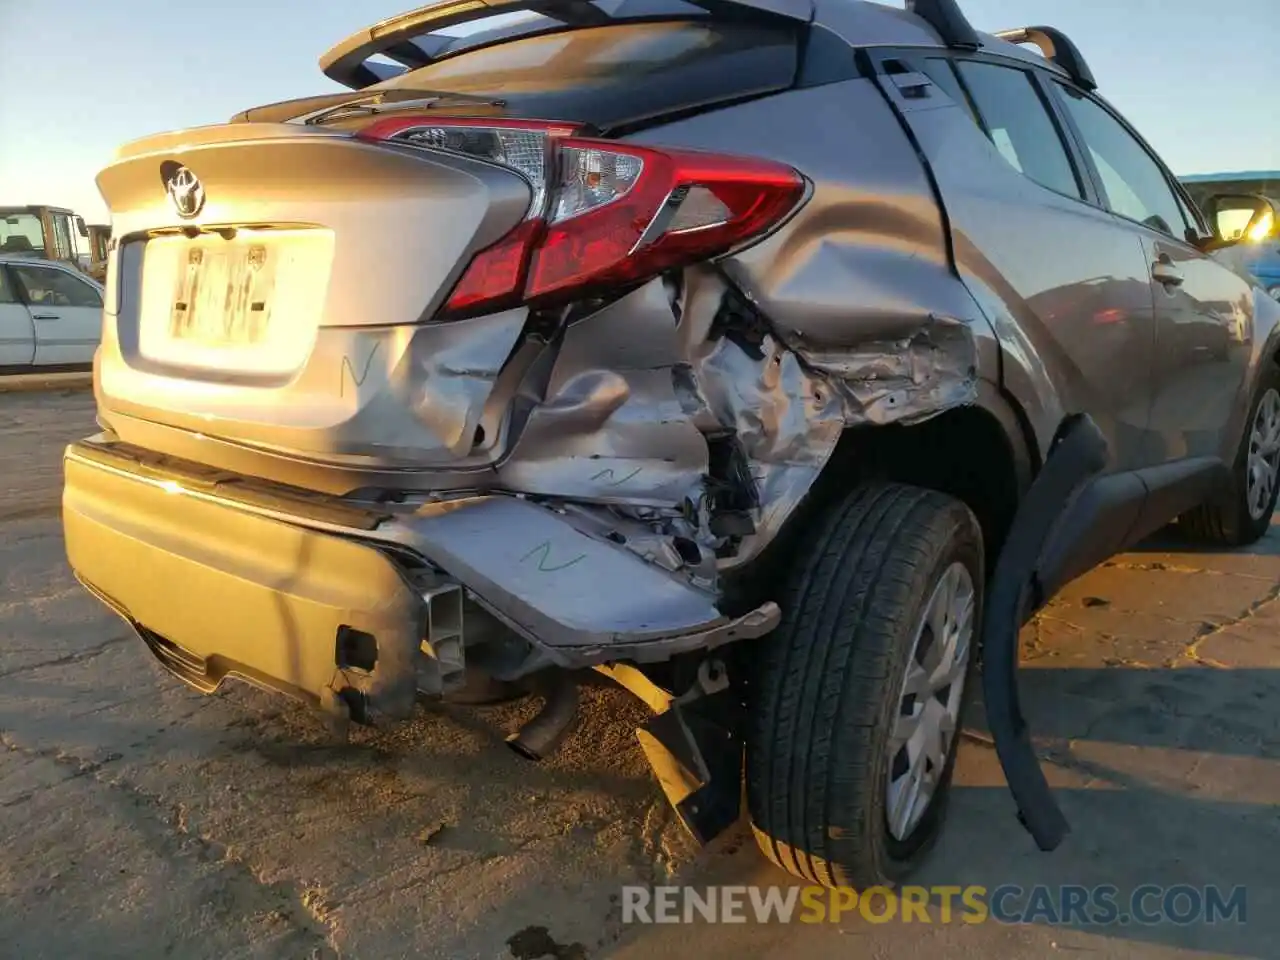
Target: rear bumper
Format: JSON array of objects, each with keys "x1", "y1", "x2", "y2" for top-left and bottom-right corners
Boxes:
[{"x1": 62, "y1": 439, "x2": 778, "y2": 715}]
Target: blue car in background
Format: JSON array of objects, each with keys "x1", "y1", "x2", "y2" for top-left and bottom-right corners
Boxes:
[{"x1": 1181, "y1": 170, "x2": 1280, "y2": 299}]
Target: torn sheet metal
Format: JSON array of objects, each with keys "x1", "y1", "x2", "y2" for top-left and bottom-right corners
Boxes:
[
  {"x1": 695, "y1": 332, "x2": 843, "y2": 569},
  {"x1": 678, "y1": 269, "x2": 846, "y2": 568},
  {"x1": 555, "y1": 501, "x2": 720, "y2": 591},
  {"x1": 488, "y1": 267, "x2": 980, "y2": 590},
  {"x1": 784, "y1": 317, "x2": 979, "y2": 426},
  {"x1": 675, "y1": 268, "x2": 977, "y2": 569}
]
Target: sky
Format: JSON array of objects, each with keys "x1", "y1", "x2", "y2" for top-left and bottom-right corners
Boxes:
[{"x1": 1, "y1": 0, "x2": 1276, "y2": 224}]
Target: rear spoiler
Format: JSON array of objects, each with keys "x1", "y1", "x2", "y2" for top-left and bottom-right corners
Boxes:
[
  {"x1": 320, "y1": 0, "x2": 816, "y2": 90},
  {"x1": 319, "y1": 0, "x2": 1098, "y2": 99}
]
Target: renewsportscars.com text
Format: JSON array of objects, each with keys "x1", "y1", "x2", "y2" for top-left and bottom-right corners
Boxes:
[{"x1": 621, "y1": 884, "x2": 1247, "y2": 926}]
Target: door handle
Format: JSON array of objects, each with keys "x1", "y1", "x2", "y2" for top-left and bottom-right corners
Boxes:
[
  {"x1": 30, "y1": 313, "x2": 59, "y2": 320},
  {"x1": 889, "y1": 71, "x2": 934, "y2": 100},
  {"x1": 1151, "y1": 259, "x2": 1184, "y2": 287}
]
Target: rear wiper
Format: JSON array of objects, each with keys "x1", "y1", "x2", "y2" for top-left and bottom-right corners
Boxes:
[{"x1": 296, "y1": 89, "x2": 506, "y2": 125}]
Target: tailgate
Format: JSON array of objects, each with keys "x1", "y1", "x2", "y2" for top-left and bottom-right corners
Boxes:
[{"x1": 94, "y1": 123, "x2": 533, "y2": 467}]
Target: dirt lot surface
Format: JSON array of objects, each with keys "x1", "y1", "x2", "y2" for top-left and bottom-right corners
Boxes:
[{"x1": 2, "y1": 387, "x2": 1278, "y2": 959}]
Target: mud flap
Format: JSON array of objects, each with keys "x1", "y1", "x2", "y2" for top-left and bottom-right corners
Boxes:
[
  {"x1": 636, "y1": 689, "x2": 744, "y2": 845},
  {"x1": 980, "y1": 414, "x2": 1108, "y2": 851}
]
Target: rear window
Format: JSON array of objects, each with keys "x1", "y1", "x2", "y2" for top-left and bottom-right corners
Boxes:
[
  {"x1": 385, "y1": 20, "x2": 739, "y2": 85},
  {"x1": 373, "y1": 20, "x2": 798, "y2": 129}
]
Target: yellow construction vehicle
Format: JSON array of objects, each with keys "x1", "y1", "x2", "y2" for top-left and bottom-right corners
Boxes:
[
  {"x1": 86, "y1": 223, "x2": 111, "y2": 283},
  {"x1": 0, "y1": 205, "x2": 92, "y2": 274}
]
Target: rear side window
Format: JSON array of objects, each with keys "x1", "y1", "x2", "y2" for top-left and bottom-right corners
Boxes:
[{"x1": 954, "y1": 60, "x2": 1082, "y2": 200}]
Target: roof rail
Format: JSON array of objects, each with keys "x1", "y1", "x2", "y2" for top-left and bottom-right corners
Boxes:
[
  {"x1": 993, "y1": 26, "x2": 1097, "y2": 91},
  {"x1": 905, "y1": 0, "x2": 980, "y2": 50}
]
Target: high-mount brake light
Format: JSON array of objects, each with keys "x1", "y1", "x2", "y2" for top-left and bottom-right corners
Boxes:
[{"x1": 358, "y1": 118, "x2": 805, "y2": 318}]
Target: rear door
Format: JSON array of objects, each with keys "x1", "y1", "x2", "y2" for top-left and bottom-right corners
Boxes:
[
  {"x1": 0, "y1": 265, "x2": 35, "y2": 366},
  {"x1": 868, "y1": 49, "x2": 1158, "y2": 471},
  {"x1": 8, "y1": 262, "x2": 103, "y2": 366},
  {"x1": 1048, "y1": 82, "x2": 1254, "y2": 469}
]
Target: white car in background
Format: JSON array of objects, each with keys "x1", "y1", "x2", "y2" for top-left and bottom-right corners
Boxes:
[{"x1": 0, "y1": 254, "x2": 104, "y2": 370}]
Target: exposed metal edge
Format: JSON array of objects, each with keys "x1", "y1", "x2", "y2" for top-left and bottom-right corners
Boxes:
[{"x1": 549, "y1": 601, "x2": 780, "y2": 665}]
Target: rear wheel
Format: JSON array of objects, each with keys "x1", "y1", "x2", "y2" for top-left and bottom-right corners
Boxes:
[
  {"x1": 1179, "y1": 366, "x2": 1280, "y2": 546},
  {"x1": 746, "y1": 483, "x2": 983, "y2": 888}
]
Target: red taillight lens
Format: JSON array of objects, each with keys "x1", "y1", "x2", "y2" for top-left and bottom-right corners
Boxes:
[
  {"x1": 530, "y1": 140, "x2": 804, "y2": 302},
  {"x1": 439, "y1": 218, "x2": 541, "y2": 316},
  {"x1": 358, "y1": 119, "x2": 805, "y2": 317}
]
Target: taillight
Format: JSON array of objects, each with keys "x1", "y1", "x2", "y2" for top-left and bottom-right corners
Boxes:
[{"x1": 358, "y1": 118, "x2": 806, "y2": 318}]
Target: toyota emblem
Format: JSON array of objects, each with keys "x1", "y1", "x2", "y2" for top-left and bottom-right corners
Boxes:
[{"x1": 160, "y1": 161, "x2": 206, "y2": 219}]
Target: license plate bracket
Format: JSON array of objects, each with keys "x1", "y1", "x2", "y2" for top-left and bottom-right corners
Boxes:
[
  {"x1": 134, "y1": 227, "x2": 333, "y2": 376},
  {"x1": 169, "y1": 242, "x2": 276, "y2": 346}
]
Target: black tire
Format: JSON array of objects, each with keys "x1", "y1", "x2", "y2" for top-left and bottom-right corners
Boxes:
[
  {"x1": 1178, "y1": 365, "x2": 1280, "y2": 546},
  {"x1": 746, "y1": 483, "x2": 984, "y2": 889}
]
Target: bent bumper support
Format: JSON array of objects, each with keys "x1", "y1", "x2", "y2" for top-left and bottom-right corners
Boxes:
[
  {"x1": 980, "y1": 413, "x2": 1108, "y2": 852},
  {"x1": 635, "y1": 680, "x2": 744, "y2": 845},
  {"x1": 598, "y1": 659, "x2": 744, "y2": 845},
  {"x1": 384, "y1": 496, "x2": 781, "y2": 664}
]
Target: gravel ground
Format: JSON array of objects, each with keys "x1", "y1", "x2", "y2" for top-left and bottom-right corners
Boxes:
[{"x1": 2, "y1": 386, "x2": 1278, "y2": 959}]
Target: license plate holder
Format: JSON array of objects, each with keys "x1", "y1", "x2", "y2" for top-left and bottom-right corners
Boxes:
[
  {"x1": 169, "y1": 242, "x2": 276, "y2": 346},
  {"x1": 135, "y1": 228, "x2": 333, "y2": 376}
]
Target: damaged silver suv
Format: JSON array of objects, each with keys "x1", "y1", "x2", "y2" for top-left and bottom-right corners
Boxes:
[{"x1": 64, "y1": 0, "x2": 1280, "y2": 887}]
